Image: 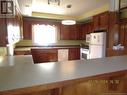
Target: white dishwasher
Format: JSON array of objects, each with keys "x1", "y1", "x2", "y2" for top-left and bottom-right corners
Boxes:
[{"x1": 58, "y1": 49, "x2": 68, "y2": 62}]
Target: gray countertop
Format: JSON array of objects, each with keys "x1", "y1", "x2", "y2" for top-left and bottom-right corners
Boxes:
[
  {"x1": 0, "y1": 55, "x2": 127, "y2": 93},
  {"x1": 14, "y1": 46, "x2": 81, "y2": 52},
  {"x1": 15, "y1": 40, "x2": 87, "y2": 47},
  {"x1": 14, "y1": 40, "x2": 87, "y2": 51}
]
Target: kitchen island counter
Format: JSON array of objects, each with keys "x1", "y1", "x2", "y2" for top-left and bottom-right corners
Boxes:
[{"x1": 0, "y1": 55, "x2": 127, "y2": 95}]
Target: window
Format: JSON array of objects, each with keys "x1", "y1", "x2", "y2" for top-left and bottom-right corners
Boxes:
[{"x1": 32, "y1": 24, "x2": 57, "y2": 45}]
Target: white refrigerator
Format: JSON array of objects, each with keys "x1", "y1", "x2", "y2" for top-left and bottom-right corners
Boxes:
[{"x1": 89, "y1": 32, "x2": 106, "y2": 59}]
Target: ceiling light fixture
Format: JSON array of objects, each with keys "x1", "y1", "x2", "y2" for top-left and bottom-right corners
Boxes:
[
  {"x1": 48, "y1": 0, "x2": 60, "y2": 5},
  {"x1": 61, "y1": 4, "x2": 76, "y2": 25},
  {"x1": 61, "y1": 20, "x2": 76, "y2": 25}
]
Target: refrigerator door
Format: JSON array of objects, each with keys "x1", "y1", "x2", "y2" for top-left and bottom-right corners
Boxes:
[
  {"x1": 90, "y1": 32, "x2": 106, "y2": 45},
  {"x1": 89, "y1": 45, "x2": 105, "y2": 59}
]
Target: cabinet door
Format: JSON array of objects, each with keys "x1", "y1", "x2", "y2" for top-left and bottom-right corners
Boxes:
[
  {"x1": 86, "y1": 22, "x2": 93, "y2": 34},
  {"x1": 76, "y1": 24, "x2": 82, "y2": 40},
  {"x1": 60, "y1": 24, "x2": 78, "y2": 40},
  {"x1": 99, "y1": 12, "x2": 109, "y2": 30},
  {"x1": 93, "y1": 12, "x2": 109, "y2": 31},
  {"x1": 80, "y1": 24, "x2": 87, "y2": 40},
  {"x1": 80, "y1": 22, "x2": 93, "y2": 40},
  {"x1": 60, "y1": 25, "x2": 70, "y2": 40},
  {"x1": 119, "y1": 24, "x2": 125, "y2": 46},
  {"x1": 93, "y1": 15, "x2": 99, "y2": 31},
  {"x1": 0, "y1": 18, "x2": 7, "y2": 46},
  {"x1": 31, "y1": 49, "x2": 58, "y2": 63},
  {"x1": 68, "y1": 48, "x2": 80, "y2": 60},
  {"x1": 23, "y1": 19, "x2": 32, "y2": 40},
  {"x1": 69, "y1": 25, "x2": 77, "y2": 40}
]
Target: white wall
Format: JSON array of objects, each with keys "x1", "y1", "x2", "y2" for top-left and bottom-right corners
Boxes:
[{"x1": 0, "y1": 47, "x2": 7, "y2": 56}]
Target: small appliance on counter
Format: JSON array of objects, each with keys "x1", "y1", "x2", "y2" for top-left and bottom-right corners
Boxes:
[{"x1": 80, "y1": 30, "x2": 106, "y2": 60}]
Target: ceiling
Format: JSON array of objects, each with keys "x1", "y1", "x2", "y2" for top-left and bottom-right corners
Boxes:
[{"x1": 17, "y1": 0, "x2": 110, "y2": 20}]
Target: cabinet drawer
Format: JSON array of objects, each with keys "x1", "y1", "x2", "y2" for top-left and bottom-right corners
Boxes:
[{"x1": 14, "y1": 51, "x2": 31, "y2": 55}]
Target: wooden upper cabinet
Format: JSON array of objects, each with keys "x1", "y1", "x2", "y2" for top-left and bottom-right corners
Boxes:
[
  {"x1": 23, "y1": 19, "x2": 32, "y2": 40},
  {"x1": 60, "y1": 25, "x2": 70, "y2": 40},
  {"x1": 93, "y1": 12, "x2": 109, "y2": 31},
  {"x1": 80, "y1": 24, "x2": 87, "y2": 40},
  {"x1": 93, "y1": 15, "x2": 100, "y2": 31},
  {"x1": 60, "y1": 24, "x2": 79, "y2": 40},
  {"x1": 76, "y1": 24, "x2": 82, "y2": 40},
  {"x1": 86, "y1": 22, "x2": 93, "y2": 34},
  {"x1": 99, "y1": 12, "x2": 109, "y2": 30},
  {"x1": 79, "y1": 22, "x2": 93, "y2": 40}
]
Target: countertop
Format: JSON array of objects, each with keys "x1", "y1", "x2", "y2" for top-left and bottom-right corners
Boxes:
[
  {"x1": 14, "y1": 46, "x2": 81, "y2": 52},
  {"x1": 0, "y1": 55, "x2": 127, "y2": 94},
  {"x1": 14, "y1": 40, "x2": 87, "y2": 51},
  {"x1": 15, "y1": 40, "x2": 87, "y2": 47}
]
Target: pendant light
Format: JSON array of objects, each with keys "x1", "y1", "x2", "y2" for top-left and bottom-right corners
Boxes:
[
  {"x1": 61, "y1": 4, "x2": 76, "y2": 25},
  {"x1": 61, "y1": 20, "x2": 76, "y2": 25}
]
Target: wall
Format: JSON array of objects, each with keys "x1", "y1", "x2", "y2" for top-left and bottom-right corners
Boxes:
[
  {"x1": 0, "y1": 44, "x2": 16, "y2": 56},
  {"x1": 32, "y1": 4, "x2": 109, "y2": 22},
  {"x1": 120, "y1": 9, "x2": 127, "y2": 19},
  {"x1": 0, "y1": 47, "x2": 7, "y2": 56}
]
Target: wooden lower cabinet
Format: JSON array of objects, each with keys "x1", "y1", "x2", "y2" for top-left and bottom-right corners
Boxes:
[
  {"x1": 68, "y1": 48, "x2": 80, "y2": 60},
  {"x1": 106, "y1": 48, "x2": 127, "y2": 57},
  {"x1": 16, "y1": 47, "x2": 80, "y2": 63},
  {"x1": 61, "y1": 73, "x2": 127, "y2": 95},
  {"x1": 31, "y1": 49, "x2": 58, "y2": 63},
  {"x1": 9, "y1": 71, "x2": 127, "y2": 95}
]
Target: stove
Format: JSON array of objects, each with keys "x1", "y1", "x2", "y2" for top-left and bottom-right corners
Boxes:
[{"x1": 80, "y1": 44, "x2": 90, "y2": 60}]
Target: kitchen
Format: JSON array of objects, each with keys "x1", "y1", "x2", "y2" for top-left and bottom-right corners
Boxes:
[{"x1": 0, "y1": 0, "x2": 127, "y2": 95}]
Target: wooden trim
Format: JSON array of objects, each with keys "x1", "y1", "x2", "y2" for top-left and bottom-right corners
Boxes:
[
  {"x1": 15, "y1": 45, "x2": 80, "y2": 48},
  {"x1": 120, "y1": 6, "x2": 127, "y2": 10}
]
